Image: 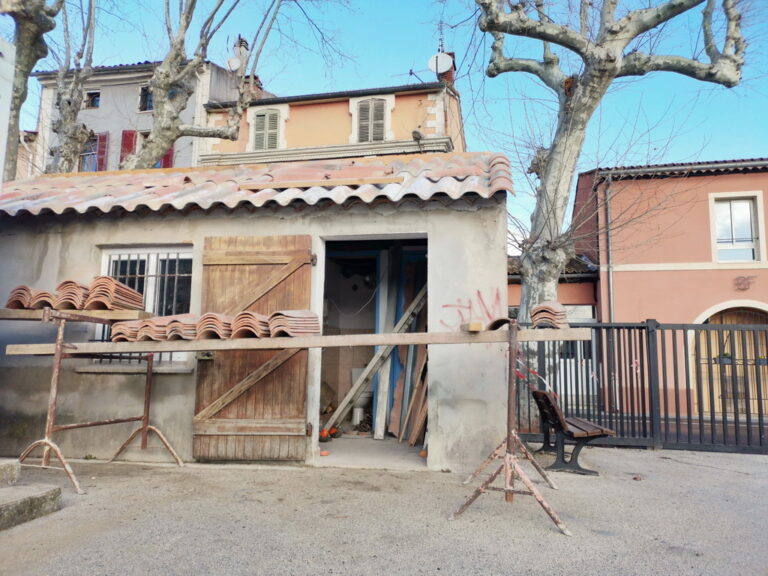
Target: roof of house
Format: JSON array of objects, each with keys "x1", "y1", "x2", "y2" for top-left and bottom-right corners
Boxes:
[
  {"x1": 205, "y1": 82, "x2": 448, "y2": 109},
  {"x1": 581, "y1": 158, "x2": 768, "y2": 180},
  {"x1": 0, "y1": 152, "x2": 512, "y2": 218}
]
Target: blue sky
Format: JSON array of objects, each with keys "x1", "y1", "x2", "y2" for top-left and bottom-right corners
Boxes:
[{"x1": 4, "y1": 0, "x2": 767, "y2": 214}]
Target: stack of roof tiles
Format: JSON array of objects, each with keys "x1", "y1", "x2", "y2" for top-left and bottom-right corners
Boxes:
[
  {"x1": 5, "y1": 278, "x2": 143, "y2": 311},
  {"x1": 5, "y1": 286, "x2": 33, "y2": 309},
  {"x1": 268, "y1": 310, "x2": 322, "y2": 337},
  {"x1": 231, "y1": 311, "x2": 271, "y2": 338},
  {"x1": 109, "y1": 310, "x2": 320, "y2": 342},
  {"x1": 136, "y1": 315, "x2": 196, "y2": 341},
  {"x1": 166, "y1": 316, "x2": 199, "y2": 340},
  {"x1": 197, "y1": 313, "x2": 233, "y2": 339},
  {"x1": 53, "y1": 281, "x2": 90, "y2": 310},
  {"x1": 530, "y1": 301, "x2": 570, "y2": 329},
  {"x1": 111, "y1": 320, "x2": 141, "y2": 341},
  {"x1": 84, "y1": 277, "x2": 144, "y2": 310}
]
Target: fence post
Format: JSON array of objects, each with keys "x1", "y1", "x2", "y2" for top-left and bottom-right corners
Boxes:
[{"x1": 645, "y1": 319, "x2": 663, "y2": 449}]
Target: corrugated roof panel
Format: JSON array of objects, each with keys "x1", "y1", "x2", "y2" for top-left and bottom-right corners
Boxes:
[{"x1": 0, "y1": 152, "x2": 513, "y2": 218}]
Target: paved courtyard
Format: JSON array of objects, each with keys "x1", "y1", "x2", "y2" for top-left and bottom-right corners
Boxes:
[{"x1": 1, "y1": 447, "x2": 766, "y2": 576}]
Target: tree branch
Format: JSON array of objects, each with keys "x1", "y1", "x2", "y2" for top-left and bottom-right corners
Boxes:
[
  {"x1": 619, "y1": 0, "x2": 745, "y2": 88},
  {"x1": 487, "y1": 32, "x2": 565, "y2": 93},
  {"x1": 178, "y1": 123, "x2": 238, "y2": 140},
  {"x1": 476, "y1": 0, "x2": 591, "y2": 59},
  {"x1": 616, "y1": 0, "x2": 704, "y2": 39}
]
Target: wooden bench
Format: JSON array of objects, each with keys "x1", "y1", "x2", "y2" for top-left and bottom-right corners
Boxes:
[{"x1": 531, "y1": 390, "x2": 615, "y2": 476}]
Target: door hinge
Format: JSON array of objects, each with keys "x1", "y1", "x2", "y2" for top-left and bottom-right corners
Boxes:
[
  {"x1": 306, "y1": 422, "x2": 313, "y2": 437},
  {"x1": 310, "y1": 253, "x2": 317, "y2": 266}
]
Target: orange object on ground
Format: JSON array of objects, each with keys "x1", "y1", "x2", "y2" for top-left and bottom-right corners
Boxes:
[{"x1": 319, "y1": 450, "x2": 330, "y2": 456}]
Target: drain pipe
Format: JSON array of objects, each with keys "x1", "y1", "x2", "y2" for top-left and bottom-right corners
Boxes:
[{"x1": 603, "y1": 176, "x2": 616, "y2": 323}]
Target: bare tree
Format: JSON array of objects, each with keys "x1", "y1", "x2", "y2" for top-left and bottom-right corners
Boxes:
[
  {"x1": 46, "y1": 0, "x2": 95, "y2": 173},
  {"x1": 475, "y1": 0, "x2": 746, "y2": 321},
  {"x1": 120, "y1": 0, "x2": 283, "y2": 170},
  {"x1": 0, "y1": 0, "x2": 64, "y2": 181}
]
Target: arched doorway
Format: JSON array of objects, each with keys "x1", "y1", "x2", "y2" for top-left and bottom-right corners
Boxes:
[{"x1": 697, "y1": 307, "x2": 768, "y2": 415}]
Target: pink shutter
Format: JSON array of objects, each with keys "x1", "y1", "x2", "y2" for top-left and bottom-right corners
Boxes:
[
  {"x1": 159, "y1": 144, "x2": 174, "y2": 168},
  {"x1": 96, "y1": 132, "x2": 109, "y2": 171},
  {"x1": 120, "y1": 130, "x2": 137, "y2": 164}
]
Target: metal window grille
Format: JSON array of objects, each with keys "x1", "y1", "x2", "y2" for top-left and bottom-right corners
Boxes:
[{"x1": 97, "y1": 249, "x2": 192, "y2": 364}]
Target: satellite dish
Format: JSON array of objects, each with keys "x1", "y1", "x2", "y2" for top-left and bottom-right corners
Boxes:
[
  {"x1": 427, "y1": 52, "x2": 453, "y2": 74},
  {"x1": 226, "y1": 56, "x2": 242, "y2": 72}
]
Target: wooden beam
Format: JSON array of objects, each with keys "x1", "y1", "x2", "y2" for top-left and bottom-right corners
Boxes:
[
  {"x1": 0, "y1": 309, "x2": 151, "y2": 322},
  {"x1": 194, "y1": 349, "x2": 300, "y2": 421},
  {"x1": 5, "y1": 328, "x2": 592, "y2": 356},
  {"x1": 239, "y1": 176, "x2": 403, "y2": 191},
  {"x1": 202, "y1": 249, "x2": 311, "y2": 266},
  {"x1": 193, "y1": 418, "x2": 305, "y2": 436}
]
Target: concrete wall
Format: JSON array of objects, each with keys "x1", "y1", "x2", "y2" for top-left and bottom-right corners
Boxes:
[
  {"x1": 205, "y1": 87, "x2": 462, "y2": 155},
  {"x1": 0, "y1": 196, "x2": 508, "y2": 472}
]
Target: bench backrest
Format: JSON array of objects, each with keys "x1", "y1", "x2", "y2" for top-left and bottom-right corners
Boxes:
[{"x1": 531, "y1": 390, "x2": 570, "y2": 433}]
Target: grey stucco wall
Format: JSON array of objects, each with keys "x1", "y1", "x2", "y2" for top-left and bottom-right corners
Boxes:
[
  {"x1": 38, "y1": 76, "x2": 197, "y2": 171},
  {"x1": 0, "y1": 196, "x2": 508, "y2": 472}
]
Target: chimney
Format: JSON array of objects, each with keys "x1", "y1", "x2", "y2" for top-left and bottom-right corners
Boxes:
[{"x1": 437, "y1": 52, "x2": 456, "y2": 85}]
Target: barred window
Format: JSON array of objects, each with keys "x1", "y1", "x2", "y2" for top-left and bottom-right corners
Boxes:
[{"x1": 98, "y1": 247, "x2": 193, "y2": 364}]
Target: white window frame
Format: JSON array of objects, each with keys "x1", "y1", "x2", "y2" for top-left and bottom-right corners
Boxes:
[
  {"x1": 138, "y1": 85, "x2": 154, "y2": 113},
  {"x1": 349, "y1": 94, "x2": 395, "y2": 144},
  {"x1": 97, "y1": 245, "x2": 194, "y2": 365},
  {"x1": 709, "y1": 191, "x2": 766, "y2": 264},
  {"x1": 246, "y1": 103, "x2": 289, "y2": 152},
  {"x1": 83, "y1": 90, "x2": 101, "y2": 109}
]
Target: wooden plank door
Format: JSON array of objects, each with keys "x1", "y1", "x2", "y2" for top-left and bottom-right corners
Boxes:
[{"x1": 193, "y1": 235, "x2": 312, "y2": 461}]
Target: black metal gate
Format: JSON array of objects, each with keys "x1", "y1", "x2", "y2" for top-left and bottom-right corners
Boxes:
[{"x1": 518, "y1": 322, "x2": 768, "y2": 454}]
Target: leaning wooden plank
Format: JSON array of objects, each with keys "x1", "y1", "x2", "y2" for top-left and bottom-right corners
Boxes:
[
  {"x1": 6, "y1": 327, "x2": 592, "y2": 356},
  {"x1": 409, "y1": 377, "x2": 429, "y2": 446},
  {"x1": 399, "y1": 351, "x2": 427, "y2": 443},
  {"x1": 194, "y1": 349, "x2": 300, "y2": 421},
  {"x1": 193, "y1": 418, "x2": 305, "y2": 436},
  {"x1": 324, "y1": 285, "x2": 428, "y2": 431},
  {"x1": 397, "y1": 364, "x2": 424, "y2": 442}
]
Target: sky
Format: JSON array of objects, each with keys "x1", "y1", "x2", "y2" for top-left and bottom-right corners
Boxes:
[{"x1": 3, "y1": 0, "x2": 767, "y2": 223}]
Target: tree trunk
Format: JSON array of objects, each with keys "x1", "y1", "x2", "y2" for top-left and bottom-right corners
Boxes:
[
  {"x1": 4, "y1": 12, "x2": 56, "y2": 181},
  {"x1": 519, "y1": 70, "x2": 613, "y2": 321}
]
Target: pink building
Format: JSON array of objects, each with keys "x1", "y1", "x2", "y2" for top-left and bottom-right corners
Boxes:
[{"x1": 574, "y1": 158, "x2": 768, "y2": 326}]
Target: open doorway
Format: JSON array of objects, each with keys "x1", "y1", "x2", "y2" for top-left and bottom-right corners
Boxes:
[{"x1": 319, "y1": 239, "x2": 428, "y2": 469}]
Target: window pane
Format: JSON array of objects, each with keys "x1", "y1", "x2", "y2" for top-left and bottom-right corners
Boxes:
[
  {"x1": 157, "y1": 257, "x2": 192, "y2": 316},
  {"x1": 730, "y1": 200, "x2": 753, "y2": 242},
  {"x1": 714, "y1": 201, "x2": 732, "y2": 242},
  {"x1": 718, "y1": 248, "x2": 756, "y2": 261},
  {"x1": 110, "y1": 257, "x2": 147, "y2": 296}
]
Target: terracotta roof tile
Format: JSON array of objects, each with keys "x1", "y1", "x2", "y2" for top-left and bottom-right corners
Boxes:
[{"x1": 1, "y1": 152, "x2": 512, "y2": 218}]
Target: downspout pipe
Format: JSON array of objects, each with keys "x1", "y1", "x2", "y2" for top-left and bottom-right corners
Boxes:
[{"x1": 604, "y1": 176, "x2": 615, "y2": 323}]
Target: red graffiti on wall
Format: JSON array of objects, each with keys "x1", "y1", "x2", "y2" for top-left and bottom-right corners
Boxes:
[{"x1": 440, "y1": 288, "x2": 503, "y2": 329}]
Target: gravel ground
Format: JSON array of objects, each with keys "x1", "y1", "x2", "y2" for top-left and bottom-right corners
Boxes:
[{"x1": 1, "y1": 447, "x2": 767, "y2": 576}]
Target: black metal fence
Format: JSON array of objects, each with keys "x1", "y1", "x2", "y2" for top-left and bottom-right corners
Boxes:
[{"x1": 518, "y1": 322, "x2": 768, "y2": 454}]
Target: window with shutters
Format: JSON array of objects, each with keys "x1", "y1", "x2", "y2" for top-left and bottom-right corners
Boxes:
[
  {"x1": 357, "y1": 98, "x2": 386, "y2": 143},
  {"x1": 253, "y1": 109, "x2": 280, "y2": 150},
  {"x1": 79, "y1": 132, "x2": 108, "y2": 171}
]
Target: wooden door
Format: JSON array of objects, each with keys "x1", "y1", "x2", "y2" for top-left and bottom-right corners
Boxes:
[{"x1": 193, "y1": 235, "x2": 312, "y2": 461}]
